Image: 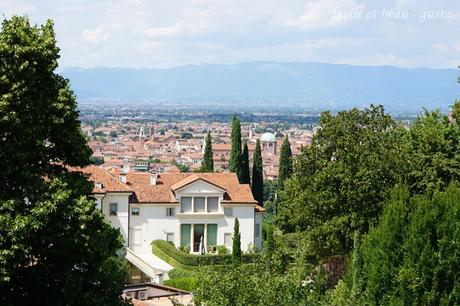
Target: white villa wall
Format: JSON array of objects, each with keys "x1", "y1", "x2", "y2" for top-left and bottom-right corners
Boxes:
[
  {"x1": 96, "y1": 180, "x2": 260, "y2": 254},
  {"x1": 100, "y1": 193, "x2": 130, "y2": 247},
  {"x1": 130, "y1": 203, "x2": 256, "y2": 253}
]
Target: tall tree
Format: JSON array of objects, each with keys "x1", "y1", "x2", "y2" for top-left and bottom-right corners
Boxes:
[
  {"x1": 229, "y1": 115, "x2": 243, "y2": 182},
  {"x1": 232, "y1": 218, "x2": 242, "y2": 266},
  {"x1": 240, "y1": 140, "x2": 250, "y2": 184},
  {"x1": 201, "y1": 131, "x2": 214, "y2": 172},
  {"x1": 252, "y1": 139, "x2": 264, "y2": 204},
  {"x1": 277, "y1": 136, "x2": 293, "y2": 190},
  {"x1": 277, "y1": 105, "x2": 409, "y2": 257},
  {"x1": 0, "y1": 16, "x2": 127, "y2": 305},
  {"x1": 330, "y1": 185, "x2": 460, "y2": 305}
]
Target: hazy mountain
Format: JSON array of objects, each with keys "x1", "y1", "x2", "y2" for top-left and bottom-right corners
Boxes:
[{"x1": 61, "y1": 62, "x2": 459, "y2": 112}]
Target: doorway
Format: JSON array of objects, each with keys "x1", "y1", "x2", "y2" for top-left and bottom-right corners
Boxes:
[{"x1": 193, "y1": 224, "x2": 204, "y2": 252}]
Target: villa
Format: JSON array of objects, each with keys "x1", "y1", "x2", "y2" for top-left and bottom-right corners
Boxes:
[{"x1": 77, "y1": 166, "x2": 264, "y2": 282}]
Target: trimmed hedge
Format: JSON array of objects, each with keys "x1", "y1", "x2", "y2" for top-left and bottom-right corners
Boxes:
[
  {"x1": 168, "y1": 269, "x2": 194, "y2": 279},
  {"x1": 152, "y1": 240, "x2": 260, "y2": 267},
  {"x1": 163, "y1": 277, "x2": 198, "y2": 292}
]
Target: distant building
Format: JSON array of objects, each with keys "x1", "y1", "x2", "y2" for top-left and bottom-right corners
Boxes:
[{"x1": 260, "y1": 132, "x2": 277, "y2": 155}]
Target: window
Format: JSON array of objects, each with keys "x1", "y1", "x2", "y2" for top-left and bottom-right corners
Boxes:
[
  {"x1": 224, "y1": 233, "x2": 232, "y2": 245},
  {"x1": 224, "y1": 207, "x2": 233, "y2": 217},
  {"x1": 109, "y1": 203, "x2": 118, "y2": 216},
  {"x1": 194, "y1": 197, "x2": 205, "y2": 212},
  {"x1": 166, "y1": 233, "x2": 174, "y2": 243},
  {"x1": 181, "y1": 197, "x2": 192, "y2": 213},
  {"x1": 166, "y1": 207, "x2": 175, "y2": 217},
  {"x1": 131, "y1": 207, "x2": 140, "y2": 216},
  {"x1": 181, "y1": 224, "x2": 191, "y2": 248},
  {"x1": 207, "y1": 197, "x2": 218, "y2": 212},
  {"x1": 255, "y1": 223, "x2": 260, "y2": 238},
  {"x1": 207, "y1": 224, "x2": 217, "y2": 246}
]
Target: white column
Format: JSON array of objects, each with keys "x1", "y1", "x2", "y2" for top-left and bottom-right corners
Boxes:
[
  {"x1": 204, "y1": 224, "x2": 208, "y2": 251},
  {"x1": 190, "y1": 224, "x2": 194, "y2": 253}
]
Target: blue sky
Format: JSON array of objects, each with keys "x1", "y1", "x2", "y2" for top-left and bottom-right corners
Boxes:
[{"x1": 2, "y1": 0, "x2": 460, "y2": 69}]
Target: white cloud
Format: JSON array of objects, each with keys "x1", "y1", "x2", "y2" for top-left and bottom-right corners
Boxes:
[
  {"x1": 283, "y1": 0, "x2": 361, "y2": 29},
  {"x1": 1, "y1": 0, "x2": 459, "y2": 68},
  {"x1": 82, "y1": 24, "x2": 108, "y2": 43}
]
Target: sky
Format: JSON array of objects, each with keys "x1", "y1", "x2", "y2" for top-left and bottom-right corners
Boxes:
[{"x1": 1, "y1": 0, "x2": 460, "y2": 69}]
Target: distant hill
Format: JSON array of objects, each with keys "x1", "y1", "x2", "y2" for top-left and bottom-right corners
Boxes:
[{"x1": 61, "y1": 62, "x2": 460, "y2": 112}]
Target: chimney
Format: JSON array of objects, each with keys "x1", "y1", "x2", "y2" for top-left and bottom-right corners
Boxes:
[
  {"x1": 119, "y1": 173, "x2": 127, "y2": 183},
  {"x1": 150, "y1": 173, "x2": 158, "y2": 185}
]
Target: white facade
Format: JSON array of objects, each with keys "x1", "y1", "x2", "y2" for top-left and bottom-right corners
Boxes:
[
  {"x1": 95, "y1": 192, "x2": 131, "y2": 247},
  {"x1": 94, "y1": 177, "x2": 262, "y2": 254},
  {"x1": 128, "y1": 180, "x2": 261, "y2": 253}
]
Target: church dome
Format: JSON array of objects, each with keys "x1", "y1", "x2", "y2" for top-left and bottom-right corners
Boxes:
[{"x1": 261, "y1": 132, "x2": 276, "y2": 142}]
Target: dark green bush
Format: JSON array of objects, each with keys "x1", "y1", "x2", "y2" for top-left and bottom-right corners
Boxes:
[{"x1": 152, "y1": 240, "x2": 260, "y2": 267}]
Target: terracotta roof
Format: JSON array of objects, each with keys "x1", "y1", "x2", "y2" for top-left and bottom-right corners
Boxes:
[
  {"x1": 75, "y1": 165, "x2": 132, "y2": 194},
  {"x1": 127, "y1": 172, "x2": 258, "y2": 204},
  {"x1": 255, "y1": 204, "x2": 266, "y2": 212}
]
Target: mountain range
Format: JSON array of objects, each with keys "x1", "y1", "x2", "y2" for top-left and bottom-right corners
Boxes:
[{"x1": 61, "y1": 62, "x2": 460, "y2": 112}]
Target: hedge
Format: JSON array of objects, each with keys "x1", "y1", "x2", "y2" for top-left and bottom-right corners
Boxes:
[
  {"x1": 152, "y1": 240, "x2": 260, "y2": 268},
  {"x1": 163, "y1": 277, "x2": 198, "y2": 292}
]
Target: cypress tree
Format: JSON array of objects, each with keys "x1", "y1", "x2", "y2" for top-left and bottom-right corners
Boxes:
[
  {"x1": 240, "y1": 140, "x2": 250, "y2": 184},
  {"x1": 264, "y1": 224, "x2": 275, "y2": 258},
  {"x1": 201, "y1": 131, "x2": 214, "y2": 172},
  {"x1": 229, "y1": 115, "x2": 243, "y2": 182},
  {"x1": 278, "y1": 135, "x2": 293, "y2": 190},
  {"x1": 232, "y1": 218, "x2": 242, "y2": 265},
  {"x1": 252, "y1": 139, "x2": 264, "y2": 204}
]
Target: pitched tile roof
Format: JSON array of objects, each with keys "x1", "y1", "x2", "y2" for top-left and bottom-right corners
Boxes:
[
  {"x1": 127, "y1": 172, "x2": 258, "y2": 204},
  {"x1": 76, "y1": 166, "x2": 259, "y2": 205},
  {"x1": 75, "y1": 165, "x2": 132, "y2": 194}
]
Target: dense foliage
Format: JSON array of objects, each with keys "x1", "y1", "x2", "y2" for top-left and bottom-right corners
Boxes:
[
  {"x1": 328, "y1": 185, "x2": 460, "y2": 305},
  {"x1": 0, "y1": 16, "x2": 128, "y2": 305},
  {"x1": 277, "y1": 105, "x2": 408, "y2": 257},
  {"x1": 194, "y1": 101, "x2": 460, "y2": 305}
]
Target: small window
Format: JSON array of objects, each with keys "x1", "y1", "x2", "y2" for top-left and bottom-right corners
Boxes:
[
  {"x1": 224, "y1": 207, "x2": 233, "y2": 217},
  {"x1": 109, "y1": 203, "x2": 118, "y2": 216},
  {"x1": 181, "y1": 197, "x2": 192, "y2": 213},
  {"x1": 131, "y1": 207, "x2": 140, "y2": 216},
  {"x1": 166, "y1": 233, "x2": 174, "y2": 243},
  {"x1": 224, "y1": 233, "x2": 232, "y2": 245},
  {"x1": 166, "y1": 207, "x2": 175, "y2": 217},
  {"x1": 194, "y1": 197, "x2": 205, "y2": 212},
  {"x1": 207, "y1": 197, "x2": 218, "y2": 212},
  {"x1": 255, "y1": 223, "x2": 260, "y2": 238}
]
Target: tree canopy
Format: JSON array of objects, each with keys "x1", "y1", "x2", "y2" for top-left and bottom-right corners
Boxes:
[
  {"x1": 0, "y1": 16, "x2": 128, "y2": 305},
  {"x1": 277, "y1": 105, "x2": 409, "y2": 257}
]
